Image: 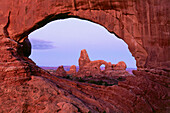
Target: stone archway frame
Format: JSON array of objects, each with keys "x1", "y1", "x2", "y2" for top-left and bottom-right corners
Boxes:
[
  {"x1": 0, "y1": 1, "x2": 169, "y2": 112},
  {"x1": 85, "y1": 60, "x2": 110, "y2": 71},
  {"x1": 0, "y1": 0, "x2": 151, "y2": 69}
]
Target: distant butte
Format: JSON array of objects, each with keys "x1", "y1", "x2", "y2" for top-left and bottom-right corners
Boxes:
[{"x1": 0, "y1": 0, "x2": 169, "y2": 112}]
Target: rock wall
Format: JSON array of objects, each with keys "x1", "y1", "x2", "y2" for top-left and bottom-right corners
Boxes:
[{"x1": 0, "y1": 0, "x2": 169, "y2": 112}]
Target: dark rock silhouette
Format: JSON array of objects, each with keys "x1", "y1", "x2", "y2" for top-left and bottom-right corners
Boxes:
[{"x1": 21, "y1": 37, "x2": 31, "y2": 57}]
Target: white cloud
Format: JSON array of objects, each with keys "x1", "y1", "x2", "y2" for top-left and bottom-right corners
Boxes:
[{"x1": 30, "y1": 39, "x2": 56, "y2": 50}]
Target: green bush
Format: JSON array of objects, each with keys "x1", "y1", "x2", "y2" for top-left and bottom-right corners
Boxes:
[
  {"x1": 117, "y1": 77, "x2": 123, "y2": 81},
  {"x1": 78, "y1": 77, "x2": 86, "y2": 82},
  {"x1": 88, "y1": 80, "x2": 113, "y2": 86},
  {"x1": 63, "y1": 75, "x2": 72, "y2": 80}
]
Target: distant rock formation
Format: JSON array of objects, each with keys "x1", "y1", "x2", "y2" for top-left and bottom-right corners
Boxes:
[
  {"x1": 112, "y1": 61, "x2": 127, "y2": 70},
  {"x1": 78, "y1": 49, "x2": 90, "y2": 71},
  {"x1": 66, "y1": 65, "x2": 77, "y2": 75},
  {"x1": 76, "y1": 49, "x2": 129, "y2": 77},
  {"x1": 56, "y1": 65, "x2": 67, "y2": 77}
]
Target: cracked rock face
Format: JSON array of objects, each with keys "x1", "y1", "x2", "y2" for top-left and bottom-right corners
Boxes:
[{"x1": 0, "y1": 0, "x2": 169, "y2": 112}]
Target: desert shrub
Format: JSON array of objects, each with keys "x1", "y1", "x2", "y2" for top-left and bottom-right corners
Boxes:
[
  {"x1": 97, "y1": 80, "x2": 104, "y2": 85},
  {"x1": 88, "y1": 80, "x2": 98, "y2": 84},
  {"x1": 117, "y1": 77, "x2": 126, "y2": 81},
  {"x1": 63, "y1": 75, "x2": 72, "y2": 80},
  {"x1": 88, "y1": 80, "x2": 103, "y2": 85},
  {"x1": 78, "y1": 77, "x2": 86, "y2": 82},
  {"x1": 86, "y1": 75, "x2": 92, "y2": 78},
  {"x1": 88, "y1": 80, "x2": 113, "y2": 86},
  {"x1": 117, "y1": 77, "x2": 123, "y2": 81}
]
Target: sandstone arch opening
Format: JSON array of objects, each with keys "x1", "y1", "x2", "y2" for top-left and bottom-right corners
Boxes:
[
  {"x1": 28, "y1": 18, "x2": 136, "y2": 71},
  {"x1": 100, "y1": 64, "x2": 105, "y2": 71}
]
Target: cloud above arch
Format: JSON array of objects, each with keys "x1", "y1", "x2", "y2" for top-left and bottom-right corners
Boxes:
[{"x1": 30, "y1": 39, "x2": 56, "y2": 50}]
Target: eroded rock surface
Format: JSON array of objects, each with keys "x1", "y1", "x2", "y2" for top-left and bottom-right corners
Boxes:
[
  {"x1": 67, "y1": 65, "x2": 77, "y2": 76},
  {"x1": 79, "y1": 49, "x2": 91, "y2": 70},
  {"x1": 77, "y1": 49, "x2": 129, "y2": 78},
  {"x1": 56, "y1": 65, "x2": 67, "y2": 77},
  {"x1": 113, "y1": 61, "x2": 127, "y2": 70},
  {"x1": 0, "y1": 36, "x2": 32, "y2": 84},
  {"x1": 57, "y1": 102, "x2": 80, "y2": 113}
]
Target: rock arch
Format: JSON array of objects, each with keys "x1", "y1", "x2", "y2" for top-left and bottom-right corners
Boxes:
[
  {"x1": 0, "y1": 0, "x2": 160, "y2": 69},
  {"x1": 100, "y1": 64, "x2": 106, "y2": 71}
]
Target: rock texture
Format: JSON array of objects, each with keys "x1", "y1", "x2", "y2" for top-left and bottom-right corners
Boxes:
[
  {"x1": 0, "y1": 36, "x2": 32, "y2": 84},
  {"x1": 113, "y1": 61, "x2": 127, "y2": 70},
  {"x1": 79, "y1": 49, "x2": 90, "y2": 70},
  {"x1": 57, "y1": 102, "x2": 79, "y2": 113},
  {"x1": 67, "y1": 65, "x2": 77, "y2": 75},
  {"x1": 0, "y1": 0, "x2": 169, "y2": 113},
  {"x1": 77, "y1": 49, "x2": 128, "y2": 78},
  {"x1": 56, "y1": 65, "x2": 67, "y2": 77}
]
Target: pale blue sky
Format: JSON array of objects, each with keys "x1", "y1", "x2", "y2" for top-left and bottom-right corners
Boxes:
[{"x1": 28, "y1": 18, "x2": 136, "y2": 68}]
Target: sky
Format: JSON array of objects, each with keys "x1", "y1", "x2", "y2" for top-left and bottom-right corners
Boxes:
[{"x1": 28, "y1": 18, "x2": 137, "y2": 68}]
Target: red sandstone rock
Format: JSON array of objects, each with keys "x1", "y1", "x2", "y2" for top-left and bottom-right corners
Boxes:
[
  {"x1": 57, "y1": 102, "x2": 79, "y2": 113},
  {"x1": 77, "y1": 49, "x2": 128, "y2": 78},
  {"x1": 0, "y1": 36, "x2": 31, "y2": 84},
  {"x1": 0, "y1": 0, "x2": 169, "y2": 112},
  {"x1": 113, "y1": 61, "x2": 127, "y2": 70},
  {"x1": 67, "y1": 65, "x2": 77, "y2": 75},
  {"x1": 0, "y1": 36, "x2": 169, "y2": 112},
  {"x1": 78, "y1": 49, "x2": 90, "y2": 70},
  {"x1": 56, "y1": 65, "x2": 67, "y2": 77}
]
